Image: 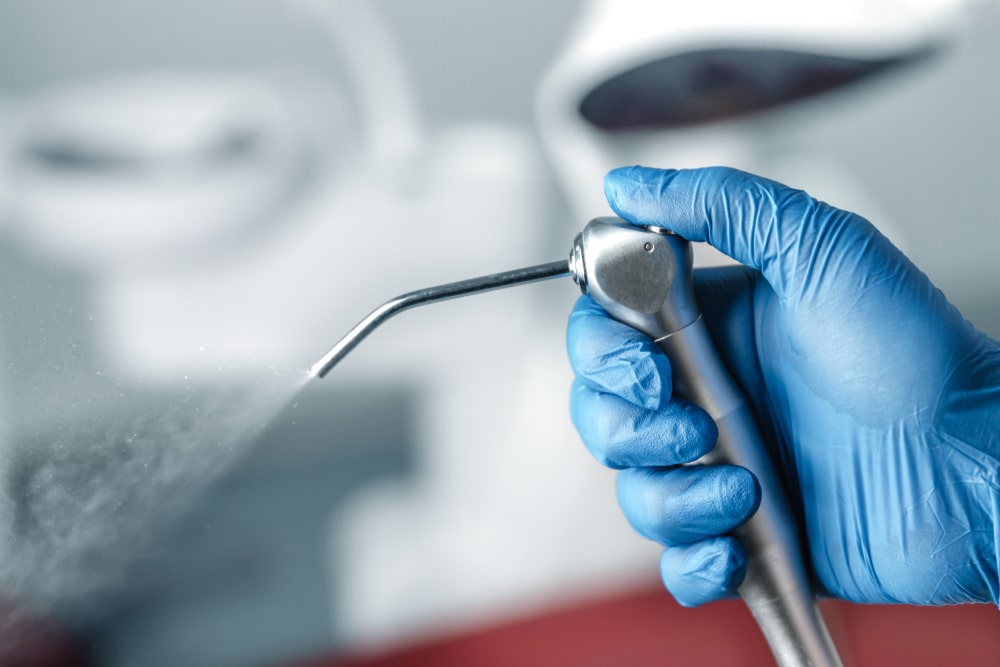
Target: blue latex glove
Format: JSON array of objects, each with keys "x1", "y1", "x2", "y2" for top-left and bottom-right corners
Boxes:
[{"x1": 568, "y1": 165, "x2": 1000, "y2": 608}]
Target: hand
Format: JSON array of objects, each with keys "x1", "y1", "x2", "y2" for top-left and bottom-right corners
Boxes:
[{"x1": 567, "y1": 165, "x2": 1000, "y2": 607}]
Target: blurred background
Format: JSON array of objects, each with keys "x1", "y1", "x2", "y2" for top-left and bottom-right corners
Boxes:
[{"x1": 0, "y1": 1, "x2": 998, "y2": 665}]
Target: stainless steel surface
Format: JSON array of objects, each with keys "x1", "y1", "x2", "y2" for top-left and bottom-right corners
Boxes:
[
  {"x1": 572, "y1": 217, "x2": 842, "y2": 667},
  {"x1": 570, "y1": 217, "x2": 700, "y2": 337},
  {"x1": 310, "y1": 260, "x2": 571, "y2": 378}
]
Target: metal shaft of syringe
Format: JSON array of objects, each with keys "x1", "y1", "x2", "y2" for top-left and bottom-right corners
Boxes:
[{"x1": 310, "y1": 260, "x2": 571, "y2": 378}]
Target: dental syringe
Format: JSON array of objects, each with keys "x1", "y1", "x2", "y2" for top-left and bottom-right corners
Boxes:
[{"x1": 311, "y1": 217, "x2": 843, "y2": 667}]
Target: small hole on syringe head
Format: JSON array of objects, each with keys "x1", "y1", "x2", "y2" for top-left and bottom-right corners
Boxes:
[{"x1": 643, "y1": 242, "x2": 654, "y2": 252}]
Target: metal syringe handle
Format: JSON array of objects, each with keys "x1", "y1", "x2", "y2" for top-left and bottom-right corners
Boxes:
[{"x1": 571, "y1": 217, "x2": 841, "y2": 667}]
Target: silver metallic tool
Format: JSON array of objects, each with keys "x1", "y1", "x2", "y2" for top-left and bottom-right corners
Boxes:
[
  {"x1": 312, "y1": 216, "x2": 843, "y2": 667},
  {"x1": 310, "y1": 260, "x2": 571, "y2": 378}
]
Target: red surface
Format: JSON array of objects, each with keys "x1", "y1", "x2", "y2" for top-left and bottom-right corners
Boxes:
[
  {"x1": 295, "y1": 583, "x2": 1000, "y2": 667},
  {"x1": 0, "y1": 599, "x2": 90, "y2": 667}
]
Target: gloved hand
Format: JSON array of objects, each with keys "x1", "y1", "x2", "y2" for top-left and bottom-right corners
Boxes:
[{"x1": 568, "y1": 165, "x2": 1000, "y2": 608}]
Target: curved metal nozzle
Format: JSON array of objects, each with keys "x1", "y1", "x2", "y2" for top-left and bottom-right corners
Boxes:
[{"x1": 310, "y1": 260, "x2": 572, "y2": 378}]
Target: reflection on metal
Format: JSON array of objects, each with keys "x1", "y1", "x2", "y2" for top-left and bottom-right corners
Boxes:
[{"x1": 310, "y1": 260, "x2": 571, "y2": 377}]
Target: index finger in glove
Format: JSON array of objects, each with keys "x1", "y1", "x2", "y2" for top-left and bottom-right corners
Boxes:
[{"x1": 603, "y1": 165, "x2": 891, "y2": 304}]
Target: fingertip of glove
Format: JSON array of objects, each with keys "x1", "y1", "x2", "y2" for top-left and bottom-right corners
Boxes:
[
  {"x1": 676, "y1": 403, "x2": 719, "y2": 458},
  {"x1": 662, "y1": 537, "x2": 747, "y2": 607},
  {"x1": 726, "y1": 466, "x2": 762, "y2": 525}
]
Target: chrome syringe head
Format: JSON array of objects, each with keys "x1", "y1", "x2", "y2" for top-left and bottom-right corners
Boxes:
[
  {"x1": 570, "y1": 216, "x2": 699, "y2": 339},
  {"x1": 310, "y1": 259, "x2": 571, "y2": 378}
]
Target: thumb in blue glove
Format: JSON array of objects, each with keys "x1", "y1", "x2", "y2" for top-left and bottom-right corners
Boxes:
[{"x1": 568, "y1": 165, "x2": 1000, "y2": 607}]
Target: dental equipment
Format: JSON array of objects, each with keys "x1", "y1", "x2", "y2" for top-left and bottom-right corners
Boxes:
[
  {"x1": 310, "y1": 260, "x2": 571, "y2": 378},
  {"x1": 311, "y1": 216, "x2": 843, "y2": 667}
]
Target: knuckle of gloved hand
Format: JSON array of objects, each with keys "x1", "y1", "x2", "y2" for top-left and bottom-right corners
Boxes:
[
  {"x1": 662, "y1": 537, "x2": 747, "y2": 607},
  {"x1": 607, "y1": 340, "x2": 670, "y2": 409},
  {"x1": 568, "y1": 327, "x2": 669, "y2": 410}
]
